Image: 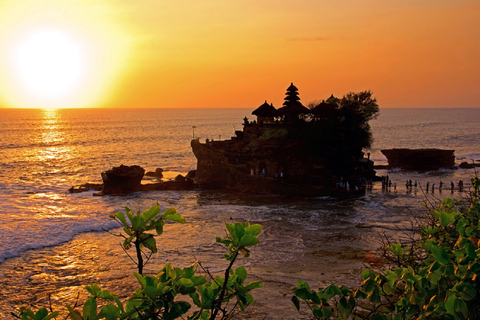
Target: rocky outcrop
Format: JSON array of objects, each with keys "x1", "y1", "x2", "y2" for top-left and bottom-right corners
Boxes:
[
  {"x1": 69, "y1": 166, "x2": 198, "y2": 195},
  {"x1": 191, "y1": 129, "x2": 372, "y2": 196},
  {"x1": 381, "y1": 149, "x2": 455, "y2": 170},
  {"x1": 145, "y1": 167, "x2": 164, "y2": 178},
  {"x1": 100, "y1": 165, "x2": 145, "y2": 195}
]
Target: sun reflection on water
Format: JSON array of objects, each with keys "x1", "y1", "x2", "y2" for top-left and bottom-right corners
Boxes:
[{"x1": 39, "y1": 108, "x2": 64, "y2": 145}]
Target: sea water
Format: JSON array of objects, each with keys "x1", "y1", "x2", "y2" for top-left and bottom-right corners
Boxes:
[{"x1": 0, "y1": 107, "x2": 479, "y2": 319}]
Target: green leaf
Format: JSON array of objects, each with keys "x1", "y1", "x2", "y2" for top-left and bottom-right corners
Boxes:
[
  {"x1": 382, "y1": 282, "x2": 394, "y2": 295},
  {"x1": 114, "y1": 211, "x2": 128, "y2": 226},
  {"x1": 338, "y1": 296, "x2": 352, "y2": 318},
  {"x1": 235, "y1": 266, "x2": 247, "y2": 280},
  {"x1": 238, "y1": 234, "x2": 259, "y2": 247},
  {"x1": 141, "y1": 205, "x2": 161, "y2": 223},
  {"x1": 440, "y1": 211, "x2": 455, "y2": 227},
  {"x1": 295, "y1": 287, "x2": 313, "y2": 301},
  {"x1": 445, "y1": 295, "x2": 456, "y2": 316},
  {"x1": 363, "y1": 279, "x2": 375, "y2": 293},
  {"x1": 389, "y1": 243, "x2": 404, "y2": 256},
  {"x1": 142, "y1": 235, "x2": 157, "y2": 253},
  {"x1": 66, "y1": 306, "x2": 83, "y2": 320},
  {"x1": 99, "y1": 290, "x2": 114, "y2": 300},
  {"x1": 234, "y1": 223, "x2": 246, "y2": 244},
  {"x1": 245, "y1": 280, "x2": 263, "y2": 291},
  {"x1": 85, "y1": 284, "x2": 102, "y2": 297},
  {"x1": 164, "y1": 212, "x2": 186, "y2": 224},
  {"x1": 432, "y1": 245, "x2": 451, "y2": 265},
  {"x1": 82, "y1": 297, "x2": 97, "y2": 320},
  {"x1": 245, "y1": 224, "x2": 262, "y2": 236},
  {"x1": 99, "y1": 303, "x2": 121, "y2": 320},
  {"x1": 134, "y1": 272, "x2": 146, "y2": 288},
  {"x1": 177, "y1": 278, "x2": 194, "y2": 287}
]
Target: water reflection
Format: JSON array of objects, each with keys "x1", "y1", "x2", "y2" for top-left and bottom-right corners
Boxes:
[
  {"x1": 39, "y1": 108, "x2": 64, "y2": 145},
  {"x1": 32, "y1": 109, "x2": 76, "y2": 168}
]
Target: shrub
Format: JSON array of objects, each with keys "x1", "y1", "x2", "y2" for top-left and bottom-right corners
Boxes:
[
  {"x1": 293, "y1": 177, "x2": 480, "y2": 319},
  {"x1": 16, "y1": 205, "x2": 263, "y2": 320}
]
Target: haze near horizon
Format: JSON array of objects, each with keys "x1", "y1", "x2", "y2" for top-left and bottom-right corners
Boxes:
[{"x1": 0, "y1": 0, "x2": 478, "y2": 109}]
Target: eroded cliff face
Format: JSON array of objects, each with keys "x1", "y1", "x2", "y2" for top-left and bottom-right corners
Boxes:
[
  {"x1": 191, "y1": 138, "x2": 330, "y2": 196},
  {"x1": 190, "y1": 123, "x2": 363, "y2": 196}
]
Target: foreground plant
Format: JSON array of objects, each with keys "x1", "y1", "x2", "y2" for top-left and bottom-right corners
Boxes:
[
  {"x1": 16, "y1": 207, "x2": 263, "y2": 320},
  {"x1": 110, "y1": 204, "x2": 186, "y2": 274},
  {"x1": 293, "y1": 181, "x2": 480, "y2": 319}
]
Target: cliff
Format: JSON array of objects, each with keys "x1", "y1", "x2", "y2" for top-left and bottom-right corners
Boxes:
[{"x1": 191, "y1": 123, "x2": 375, "y2": 196}]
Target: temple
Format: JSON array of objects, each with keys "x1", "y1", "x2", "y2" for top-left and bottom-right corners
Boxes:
[{"x1": 191, "y1": 84, "x2": 377, "y2": 196}]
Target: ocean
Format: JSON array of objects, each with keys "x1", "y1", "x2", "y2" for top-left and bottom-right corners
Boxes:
[{"x1": 0, "y1": 107, "x2": 479, "y2": 319}]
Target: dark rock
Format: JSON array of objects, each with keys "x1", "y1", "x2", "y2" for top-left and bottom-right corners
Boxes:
[
  {"x1": 186, "y1": 170, "x2": 196, "y2": 179},
  {"x1": 381, "y1": 148, "x2": 455, "y2": 170},
  {"x1": 174, "y1": 174, "x2": 186, "y2": 182},
  {"x1": 141, "y1": 179, "x2": 197, "y2": 192},
  {"x1": 100, "y1": 165, "x2": 145, "y2": 195},
  {"x1": 145, "y1": 167, "x2": 164, "y2": 178},
  {"x1": 459, "y1": 161, "x2": 475, "y2": 169},
  {"x1": 69, "y1": 183, "x2": 102, "y2": 193}
]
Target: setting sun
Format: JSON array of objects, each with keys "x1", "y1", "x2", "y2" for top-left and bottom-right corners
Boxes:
[
  {"x1": 12, "y1": 27, "x2": 86, "y2": 101},
  {"x1": 0, "y1": 1, "x2": 132, "y2": 109}
]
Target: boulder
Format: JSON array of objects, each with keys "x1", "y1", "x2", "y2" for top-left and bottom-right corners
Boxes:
[
  {"x1": 459, "y1": 161, "x2": 475, "y2": 169},
  {"x1": 145, "y1": 167, "x2": 164, "y2": 178},
  {"x1": 175, "y1": 174, "x2": 186, "y2": 181},
  {"x1": 100, "y1": 165, "x2": 145, "y2": 195}
]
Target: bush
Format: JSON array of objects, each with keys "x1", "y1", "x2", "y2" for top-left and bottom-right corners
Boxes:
[
  {"x1": 293, "y1": 177, "x2": 480, "y2": 319},
  {"x1": 16, "y1": 205, "x2": 263, "y2": 320}
]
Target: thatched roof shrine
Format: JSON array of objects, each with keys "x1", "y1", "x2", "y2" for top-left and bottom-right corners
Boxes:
[
  {"x1": 311, "y1": 100, "x2": 337, "y2": 119},
  {"x1": 252, "y1": 101, "x2": 278, "y2": 117}
]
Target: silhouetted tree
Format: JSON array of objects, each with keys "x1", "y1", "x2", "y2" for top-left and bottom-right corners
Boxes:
[
  {"x1": 338, "y1": 90, "x2": 379, "y2": 149},
  {"x1": 294, "y1": 91, "x2": 379, "y2": 177}
]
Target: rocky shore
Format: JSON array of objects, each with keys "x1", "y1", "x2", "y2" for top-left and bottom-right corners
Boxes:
[{"x1": 68, "y1": 165, "x2": 197, "y2": 195}]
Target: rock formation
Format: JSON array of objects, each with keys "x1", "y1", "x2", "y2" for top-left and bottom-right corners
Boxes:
[
  {"x1": 100, "y1": 165, "x2": 145, "y2": 195},
  {"x1": 381, "y1": 149, "x2": 455, "y2": 170}
]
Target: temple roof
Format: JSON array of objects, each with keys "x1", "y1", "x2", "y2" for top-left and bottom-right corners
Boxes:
[
  {"x1": 277, "y1": 101, "x2": 310, "y2": 116},
  {"x1": 252, "y1": 100, "x2": 278, "y2": 117},
  {"x1": 311, "y1": 100, "x2": 337, "y2": 116}
]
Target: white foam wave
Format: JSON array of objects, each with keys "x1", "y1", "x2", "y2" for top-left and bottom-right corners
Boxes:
[{"x1": 0, "y1": 218, "x2": 118, "y2": 263}]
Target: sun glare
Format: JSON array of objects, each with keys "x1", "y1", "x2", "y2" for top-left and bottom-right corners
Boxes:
[
  {"x1": 13, "y1": 28, "x2": 86, "y2": 101},
  {"x1": 0, "y1": 2, "x2": 132, "y2": 109}
]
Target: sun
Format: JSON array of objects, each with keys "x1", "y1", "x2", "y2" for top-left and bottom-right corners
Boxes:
[
  {"x1": 13, "y1": 27, "x2": 86, "y2": 102},
  {"x1": 0, "y1": 1, "x2": 133, "y2": 109}
]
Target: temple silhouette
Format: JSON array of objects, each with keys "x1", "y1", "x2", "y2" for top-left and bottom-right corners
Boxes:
[{"x1": 191, "y1": 83, "x2": 377, "y2": 196}]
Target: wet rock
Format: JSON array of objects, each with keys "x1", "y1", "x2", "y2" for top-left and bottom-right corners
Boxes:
[
  {"x1": 381, "y1": 148, "x2": 455, "y2": 170},
  {"x1": 69, "y1": 183, "x2": 102, "y2": 193},
  {"x1": 186, "y1": 170, "x2": 196, "y2": 179},
  {"x1": 145, "y1": 167, "x2": 164, "y2": 178},
  {"x1": 100, "y1": 165, "x2": 145, "y2": 195},
  {"x1": 174, "y1": 174, "x2": 186, "y2": 181},
  {"x1": 459, "y1": 161, "x2": 475, "y2": 169}
]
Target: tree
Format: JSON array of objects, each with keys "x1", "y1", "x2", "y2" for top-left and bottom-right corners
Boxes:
[{"x1": 338, "y1": 90, "x2": 379, "y2": 150}]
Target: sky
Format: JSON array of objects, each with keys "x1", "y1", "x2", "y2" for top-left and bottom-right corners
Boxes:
[{"x1": 0, "y1": 0, "x2": 478, "y2": 109}]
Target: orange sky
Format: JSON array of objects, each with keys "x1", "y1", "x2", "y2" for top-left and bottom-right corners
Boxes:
[{"x1": 0, "y1": 0, "x2": 479, "y2": 109}]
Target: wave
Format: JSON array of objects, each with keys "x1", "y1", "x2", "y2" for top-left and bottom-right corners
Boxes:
[{"x1": 0, "y1": 218, "x2": 120, "y2": 263}]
